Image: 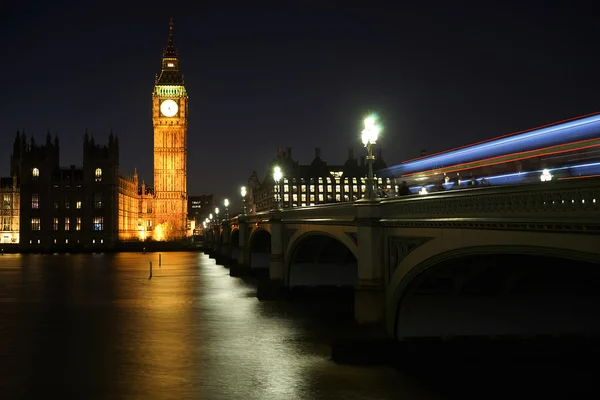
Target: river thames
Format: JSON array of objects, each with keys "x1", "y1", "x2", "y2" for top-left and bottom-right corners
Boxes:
[{"x1": 0, "y1": 252, "x2": 439, "y2": 399}]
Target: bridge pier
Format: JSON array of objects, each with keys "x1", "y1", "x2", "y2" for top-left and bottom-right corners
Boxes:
[
  {"x1": 257, "y1": 210, "x2": 286, "y2": 300},
  {"x1": 355, "y1": 199, "x2": 385, "y2": 326},
  {"x1": 230, "y1": 219, "x2": 251, "y2": 277},
  {"x1": 215, "y1": 223, "x2": 231, "y2": 265}
]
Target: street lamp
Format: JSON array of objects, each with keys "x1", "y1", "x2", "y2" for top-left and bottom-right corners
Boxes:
[
  {"x1": 361, "y1": 114, "x2": 381, "y2": 199},
  {"x1": 273, "y1": 165, "x2": 283, "y2": 210},
  {"x1": 240, "y1": 186, "x2": 247, "y2": 215},
  {"x1": 223, "y1": 198, "x2": 230, "y2": 220},
  {"x1": 214, "y1": 207, "x2": 220, "y2": 224}
]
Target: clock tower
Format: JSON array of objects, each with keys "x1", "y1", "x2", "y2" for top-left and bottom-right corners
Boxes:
[{"x1": 152, "y1": 18, "x2": 188, "y2": 240}]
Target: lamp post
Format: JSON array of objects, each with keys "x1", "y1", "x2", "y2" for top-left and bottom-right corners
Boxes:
[
  {"x1": 273, "y1": 166, "x2": 283, "y2": 210},
  {"x1": 361, "y1": 114, "x2": 381, "y2": 199},
  {"x1": 240, "y1": 186, "x2": 247, "y2": 215},
  {"x1": 223, "y1": 198, "x2": 229, "y2": 220},
  {"x1": 214, "y1": 207, "x2": 220, "y2": 225}
]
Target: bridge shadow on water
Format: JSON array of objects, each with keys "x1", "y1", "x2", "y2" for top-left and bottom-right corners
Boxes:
[
  {"x1": 393, "y1": 335, "x2": 600, "y2": 398},
  {"x1": 392, "y1": 253, "x2": 600, "y2": 398}
]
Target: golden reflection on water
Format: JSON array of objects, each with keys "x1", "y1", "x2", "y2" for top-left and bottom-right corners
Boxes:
[{"x1": 0, "y1": 252, "x2": 438, "y2": 400}]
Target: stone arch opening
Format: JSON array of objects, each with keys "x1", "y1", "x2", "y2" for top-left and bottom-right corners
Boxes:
[
  {"x1": 229, "y1": 229, "x2": 239, "y2": 261},
  {"x1": 393, "y1": 252, "x2": 600, "y2": 340},
  {"x1": 249, "y1": 229, "x2": 270, "y2": 270},
  {"x1": 288, "y1": 233, "x2": 357, "y2": 288}
]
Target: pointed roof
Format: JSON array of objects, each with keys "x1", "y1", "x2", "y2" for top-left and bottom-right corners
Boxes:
[
  {"x1": 163, "y1": 18, "x2": 177, "y2": 58},
  {"x1": 156, "y1": 18, "x2": 184, "y2": 85}
]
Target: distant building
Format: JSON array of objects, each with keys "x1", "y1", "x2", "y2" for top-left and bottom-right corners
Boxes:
[
  {"x1": 188, "y1": 195, "x2": 215, "y2": 224},
  {"x1": 246, "y1": 147, "x2": 395, "y2": 213},
  {"x1": 0, "y1": 176, "x2": 19, "y2": 244},
  {"x1": 0, "y1": 20, "x2": 194, "y2": 250}
]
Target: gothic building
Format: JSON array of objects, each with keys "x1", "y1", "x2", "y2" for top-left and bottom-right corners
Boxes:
[
  {"x1": 246, "y1": 147, "x2": 396, "y2": 213},
  {"x1": 152, "y1": 18, "x2": 188, "y2": 240},
  {"x1": 0, "y1": 20, "x2": 189, "y2": 250}
]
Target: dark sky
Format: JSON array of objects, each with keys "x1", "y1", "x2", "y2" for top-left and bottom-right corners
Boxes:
[{"x1": 1, "y1": 1, "x2": 599, "y2": 205}]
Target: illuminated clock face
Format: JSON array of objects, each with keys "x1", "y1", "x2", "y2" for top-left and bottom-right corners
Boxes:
[{"x1": 160, "y1": 99, "x2": 179, "y2": 117}]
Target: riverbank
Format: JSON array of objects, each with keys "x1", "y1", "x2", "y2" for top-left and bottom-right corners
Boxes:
[{"x1": 0, "y1": 241, "x2": 203, "y2": 254}]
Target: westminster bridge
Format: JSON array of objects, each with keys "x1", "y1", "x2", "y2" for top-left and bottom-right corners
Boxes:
[{"x1": 205, "y1": 178, "x2": 600, "y2": 340}]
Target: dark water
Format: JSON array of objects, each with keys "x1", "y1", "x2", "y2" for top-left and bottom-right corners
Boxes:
[{"x1": 0, "y1": 252, "x2": 438, "y2": 400}]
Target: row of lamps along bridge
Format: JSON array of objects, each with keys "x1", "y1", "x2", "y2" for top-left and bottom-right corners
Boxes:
[{"x1": 202, "y1": 114, "x2": 381, "y2": 230}]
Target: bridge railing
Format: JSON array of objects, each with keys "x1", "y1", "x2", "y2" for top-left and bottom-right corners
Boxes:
[
  {"x1": 379, "y1": 177, "x2": 600, "y2": 228},
  {"x1": 224, "y1": 177, "x2": 600, "y2": 228}
]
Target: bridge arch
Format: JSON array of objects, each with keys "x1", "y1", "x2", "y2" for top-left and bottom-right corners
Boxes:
[
  {"x1": 248, "y1": 227, "x2": 271, "y2": 270},
  {"x1": 387, "y1": 230, "x2": 600, "y2": 339},
  {"x1": 285, "y1": 227, "x2": 358, "y2": 287}
]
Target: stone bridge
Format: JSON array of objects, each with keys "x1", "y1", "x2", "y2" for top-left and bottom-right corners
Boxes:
[{"x1": 206, "y1": 178, "x2": 600, "y2": 340}]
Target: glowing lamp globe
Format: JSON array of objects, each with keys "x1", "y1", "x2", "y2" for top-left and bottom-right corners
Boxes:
[{"x1": 273, "y1": 166, "x2": 282, "y2": 182}]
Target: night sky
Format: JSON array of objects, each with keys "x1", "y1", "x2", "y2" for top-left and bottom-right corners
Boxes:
[{"x1": 2, "y1": 2, "x2": 599, "y2": 205}]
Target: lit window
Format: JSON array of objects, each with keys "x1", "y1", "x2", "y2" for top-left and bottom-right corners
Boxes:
[
  {"x1": 318, "y1": 185, "x2": 323, "y2": 192},
  {"x1": 65, "y1": 217, "x2": 70, "y2": 231},
  {"x1": 65, "y1": 239, "x2": 69, "y2": 244},
  {"x1": 335, "y1": 194, "x2": 341, "y2": 202},
  {"x1": 31, "y1": 194, "x2": 39, "y2": 209},
  {"x1": 31, "y1": 218, "x2": 41, "y2": 231},
  {"x1": 292, "y1": 194, "x2": 298, "y2": 201},
  {"x1": 94, "y1": 193, "x2": 103, "y2": 209},
  {"x1": 94, "y1": 217, "x2": 104, "y2": 231},
  {"x1": 284, "y1": 185, "x2": 289, "y2": 192},
  {"x1": 76, "y1": 200, "x2": 82, "y2": 209},
  {"x1": 76, "y1": 218, "x2": 81, "y2": 231},
  {"x1": 283, "y1": 194, "x2": 289, "y2": 202},
  {"x1": 3, "y1": 194, "x2": 11, "y2": 209},
  {"x1": 309, "y1": 194, "x2": 315, "y2": 202},
  {"x1": 53, "y1": 218, "x2": 59, "y2": 231},
  {"x1": 318, "y1": 194, "x2": 324, "y2": 202},
  {"x1": 301, "y1": 185, "x2": 306, "y2": 193},
  {"x1": 335, "y1": 185, "x2": 341, "y2": 192},
  {"x1": 309, "y1": 185, "x2": 315, "y2": 193},
  {"x1": 301, "y1": 194, "x2": 306, "y2": 201},
  {"x1": 95, "y1": 168, "x2": 102, "y2": 182},
  {"x1": 93, "y1": 239, "x2": 95, "y2": 244},
  {"x1": 32, "y1": 167, "x2": 39, "y2": 178},
  {"x1": 53, "y1": 239, "x2": 57, "y2": 244},
  {"x1": 327, "y1": 185, "x2": 332, "y2": 193},
  {"x1": 167, "y1": 62, "x2": 174, "y2": 68},
  {"x1": 353, "y1": 185, "x2": 358, "y2": 192},
  {"x1": 100, "y1": 239, "x2": 103, "y2": 244},
  {"x1": 344, "y1": 185, "x2": 349, "y2": 192}
]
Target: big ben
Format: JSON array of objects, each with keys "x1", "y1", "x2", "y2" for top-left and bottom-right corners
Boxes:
[{"x1": 153, "y1": 19, "x2": 188, "y2": 240}]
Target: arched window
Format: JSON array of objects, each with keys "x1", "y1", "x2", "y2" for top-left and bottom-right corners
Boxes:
[
  {"x1": 95, "y1": 168, "x2": 102, "y2": 182},
  {"x1": 32, "y1": 167, "x2": 39, "y2": 178}
]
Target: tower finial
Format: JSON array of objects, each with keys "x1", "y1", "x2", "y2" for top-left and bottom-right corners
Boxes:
[{"x1": 169, "y1": 17, "x2": 174, "y2": 30}]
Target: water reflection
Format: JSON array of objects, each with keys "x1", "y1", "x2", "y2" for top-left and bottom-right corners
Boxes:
[{"x1": 0, "y1": 252, "x2": 437, "y2": 399}]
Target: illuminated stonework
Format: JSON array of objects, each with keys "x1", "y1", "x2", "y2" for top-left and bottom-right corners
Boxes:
[
  {"x1": 152, "y1": 19, "x2": 188, "y2": 240},
  {"x1": 0, "y1": 176, "x2": 20, "y2": 244}
]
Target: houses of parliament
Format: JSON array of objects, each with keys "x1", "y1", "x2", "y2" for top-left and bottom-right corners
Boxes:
[{"x1": 0, "y1": 20, "x2": 189, "y2": 249}]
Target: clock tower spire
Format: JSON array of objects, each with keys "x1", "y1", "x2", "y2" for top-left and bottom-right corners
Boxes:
[{"x1": 152, "y1": 18, "x2": 189, "y2": 240}]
